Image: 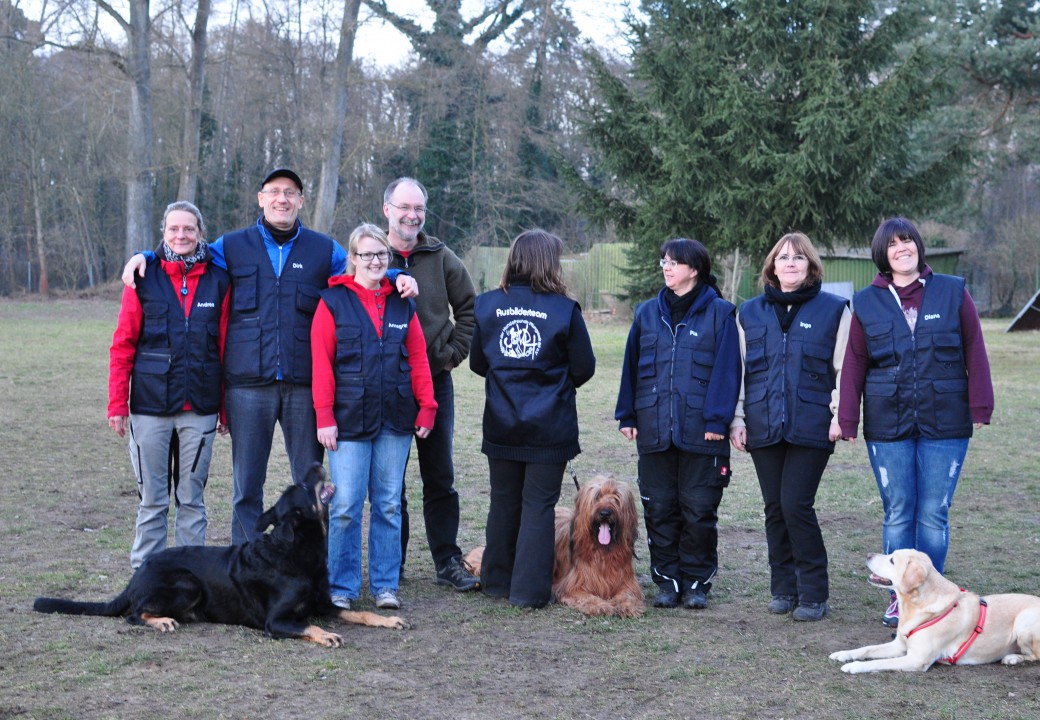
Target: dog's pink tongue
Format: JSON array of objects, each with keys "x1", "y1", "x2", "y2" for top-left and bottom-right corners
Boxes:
[{"x1": 598, "y1": 523, "x2": 610, "y2": 545}]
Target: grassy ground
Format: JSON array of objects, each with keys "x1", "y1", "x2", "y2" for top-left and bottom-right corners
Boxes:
[{"x1": 1, "y1": 297, "x2": 1038, "y2": 719}]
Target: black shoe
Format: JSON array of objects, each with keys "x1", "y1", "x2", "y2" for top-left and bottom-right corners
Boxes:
[
  {"x1": 653, "y1": 588, "x2": 680, "y2": 608},
  {"x1": 768, "y1": 595, "x2": 797, "y2": 614},
  {"x1": 436, "y1": 556, "x2": 480, "y2": 592},
  {"x1": 792, "y1": 601, "x2": 829, "y2": 622},
  {"x1": 682, "y1": 588, "x2": 708, "y2": 609}
]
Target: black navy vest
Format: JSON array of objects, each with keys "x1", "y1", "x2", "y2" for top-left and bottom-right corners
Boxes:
[
  {"x1": 320, "y1": 286, "x2": 418, "y2": 440},
  {"x1": 852, "y1": 274, "x2": 972, "y2": 441},
  {"x1": 221, "y1": 225, "x2": 333, "y2": 386},
  {"x1": 130, "y1": 258, "x2": 230, "y2": 416},
  {"x1": 739, "y1": 291, "x2": 847, "y2": 451}
]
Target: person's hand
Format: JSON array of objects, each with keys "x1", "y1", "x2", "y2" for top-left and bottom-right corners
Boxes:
[
  {"x1": 828, "y1": 421, "x2": 843, "y2": 443},
  {"x1": 974, "y1": 422, "x2": 985, "y2": 430},
  {"x1": 109, "y1": 415, "x2": 127, "y2": 437},
  {"x1": 217, "y1": 422, "x2": 230, "y2": 436},
  {"x1": 704, "y1": 431, "x2": 724, "y2": 442},
  {"x1": 121, "y1": 254, "x2": 147, "y2": 289},
  {"x1": 397, "y1": 274, "x2": 419, "y2": 298},
  {"x1": 729, "y1": 427, "x2": 747, "y2": 452},
  {"x1": 317, "y1": 426, "x2": 338, "y2": 451},
  {"x1": 620, "y1": 426, "x2": 637, "y2": 441},
  {"x1": 415, "y1": 425, "x2": 432, "y2": 439}
]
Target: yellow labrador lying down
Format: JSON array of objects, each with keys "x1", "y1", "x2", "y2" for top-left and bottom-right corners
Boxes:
[{"x1": 831, "y1": 550, "x2": 1040, "y2": 673}]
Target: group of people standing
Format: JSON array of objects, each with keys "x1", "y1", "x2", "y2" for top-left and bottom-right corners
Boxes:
[{"x1": 108, "y1": 178, "x2": 993, "y2": 623}]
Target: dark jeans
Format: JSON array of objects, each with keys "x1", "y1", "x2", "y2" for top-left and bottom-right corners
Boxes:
[
  {"x1": 480, "y1": 458, "x2": 565, "y2": 607},
  {"x1": 401, "y1": 371, "x2": 462, "y2": 570},
  {"x1": 226, "y1": 382, "x2": 324, "y2": 544},
  {"x1": 638, "y1": 446, "x2": 729, "y2": 594},
  {"x1": 749, "y1": 441, "x2": 832, "y2": 603}
]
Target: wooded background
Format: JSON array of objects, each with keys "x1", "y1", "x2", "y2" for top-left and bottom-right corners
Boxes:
[{"x1": 2, "y1": 1, "x2": 1038, "y2": 313}]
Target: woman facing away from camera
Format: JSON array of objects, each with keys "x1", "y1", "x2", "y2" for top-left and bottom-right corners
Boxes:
[
  {"x1": 311, "y1": 223, "x2": 436, "y2": 612},
  {"x1": 108, "y1": 200, "x2": 231, "y2": 569},
  {"x1": 839, "y1": 216, "x2": 993, "y2": 628},
  {"x1": 615, "y1": 238, "x2": 741, "y2": 611},
  {"x1": 729, "y1": 232, "x2": 851, "y2": 622},
  {"x1": 470, "y1": 229, "x2": 596, "y2": 609}
]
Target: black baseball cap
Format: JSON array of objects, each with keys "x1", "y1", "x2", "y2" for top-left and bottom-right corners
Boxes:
[{"x1": 260, "y1": 168, "x2": 303, "y2": 192}]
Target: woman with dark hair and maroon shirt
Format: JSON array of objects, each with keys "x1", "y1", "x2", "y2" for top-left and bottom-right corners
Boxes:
[{"x1": 838, "y1": 216, "x2": 993, "y2": 628}]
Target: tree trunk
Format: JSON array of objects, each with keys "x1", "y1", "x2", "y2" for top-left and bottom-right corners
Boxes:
[
  {"x1": 312, "y1": 0, "x2": 362, "y2": 234},
  {"x1": 29, "y1": 145, "x2": 49, "y2": 296},
  {"x1": 125, "y1": 0, "x2": 155, "y2": 260},
  {"x1": 177, "y1": 0, "x2": 211, "y2": 203}
]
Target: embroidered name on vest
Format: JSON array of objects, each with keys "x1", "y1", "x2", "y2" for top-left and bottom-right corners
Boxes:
[
  {"x1": 497, "y1": 307, "x2": 548, "y2": 320},
  {"x1": 388, "y1": 322, "x2": 408, "y2": 330},
  {"x1": 196, "y1": 301, "x2": 215, "y2": 308},
  {"x1": 924, "y1": 313, "x2": 941, "y2": 321},
  {"x1": 800, "y1": 321, "x2": 812, "y2": 329},
  {"x1": 293, "y1": 262, "x2": 304, "y2": 269},
  {"x1": 688, "y1": 329, "x2": 700, "y2": 337}
]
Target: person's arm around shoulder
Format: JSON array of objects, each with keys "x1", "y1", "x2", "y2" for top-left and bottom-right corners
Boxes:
[
  {"x1": 108, "y1": 285, "x2": 144, "y2": 437},
  {"x1": 311, "y1": 299, "x2": 340, "y2": 451}
]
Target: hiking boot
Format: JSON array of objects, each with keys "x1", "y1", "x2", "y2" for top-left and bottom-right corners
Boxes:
[
  {"x1": 882, "y1": 598, "x2": 899, "y2": 628},
  {"x1": 374, "y1": 589, "x2": 401, "y2": 610},
  {"x1": 436, "y1": 556, "x2": 480, "y2": 592},
  {"x1": 792, "y1": 601, "x2": 829, "y2": 622},
  {"x1": 682, "y1": 588, "x2": 709, "y2": 609},
  {"x1": 768, "y1": 595, "x2": 797, "y2": 614},
  {"x1": 653, "y1": 588, "x2": 680, "y2": 608},
  {"x1": 330, "y1": 595, "x2": 352, "y2": 610}
]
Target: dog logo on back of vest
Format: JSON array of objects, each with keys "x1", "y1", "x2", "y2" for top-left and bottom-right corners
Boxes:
[{"x1": 499, "y1": 319, "x2": 542, "y2": 360}]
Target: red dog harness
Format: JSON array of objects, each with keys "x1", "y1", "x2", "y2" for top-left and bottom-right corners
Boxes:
[{"x1": 905, "y1": 591, "x2": 989, "y2": 665}]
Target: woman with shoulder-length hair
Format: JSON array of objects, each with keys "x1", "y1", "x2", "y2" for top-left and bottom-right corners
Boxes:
[
  {"x1": 729, "y1": 232, "x2": 851, "y2": 622},
  {"x1": 839, "y1": 216, "x2": 993, "y2": 628},
  {"x1": 469, "y1": 229, "x2": 596, "y2": 608},
  {"x1": 615, "y1": 238, "x2": 741, "y2": 610}
]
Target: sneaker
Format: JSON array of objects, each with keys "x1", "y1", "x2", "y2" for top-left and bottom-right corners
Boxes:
[
  {"x1": 882, "y1": 598, "x2": 899, "y2": 627},
  {"x1": 436, "y1": 556, "x2": 480, "y2": 592},
  {"x1": 768, "y1": 595, "x2": 797, "y2": 614},
  {"x1": 330, "y1": 595, "x2": 352, "y2": 610},
  {"x1": 682, "y1": 588, "x2": 709, "y2": 610},
  {"x1": 653, "y1": 588, "x2": 680, "y2": 608},
  {"x1": 374, "y1": 589, "x2": 401, "y2": 610},
  {"x1": 792, "y1": 601, "x2": 829, "y2": 622}
]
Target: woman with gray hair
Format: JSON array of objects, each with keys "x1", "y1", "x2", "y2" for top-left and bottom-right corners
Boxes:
[{"x1": 108, "y1": 201, "x2": 231, "y2": 568}]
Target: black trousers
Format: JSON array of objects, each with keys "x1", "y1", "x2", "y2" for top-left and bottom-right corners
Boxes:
[
  {"x1": 638, "y1": 446, "x2": 729, "y2": 594},
  {"x1": 749, "y1": 441, "x2": 831, "y2": 603},
  {"x1": 480, "y1": 458, "x2": 564, "y2": 608},
  {"x1": 401, "y1": 371, "x2": 463, "y2": 570}
]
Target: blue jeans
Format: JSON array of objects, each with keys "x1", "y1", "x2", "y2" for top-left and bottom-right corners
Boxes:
[
  {"x1": 867, "y1": 437, "x2": 970, "y2": 574},
  {"x1": 226, "y1": 382, "x2": 324, "y2": 544},
  {"x1": 326, "y1": 430, "x2": 411, "y2": 599}
]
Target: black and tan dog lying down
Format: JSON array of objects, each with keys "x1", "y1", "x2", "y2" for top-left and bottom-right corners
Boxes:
[
  {"x1": 34, "y1": 464, "x2": 405, "y2": 646},
  {"x1": 831, "y1": 550, "x2": 1040, "y2": 672}
]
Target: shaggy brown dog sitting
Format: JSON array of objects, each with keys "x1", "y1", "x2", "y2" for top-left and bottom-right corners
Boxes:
[{"x1": 465, "y1": 475, "x2": 645, "y2": 617}]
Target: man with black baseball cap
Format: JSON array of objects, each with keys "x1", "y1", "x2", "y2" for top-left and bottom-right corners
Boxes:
[{"x1": 123, "y1": 168, "x2": 417, "y2": 544}]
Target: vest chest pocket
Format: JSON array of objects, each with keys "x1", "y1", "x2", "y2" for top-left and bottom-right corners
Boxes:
[
  {"x1": 690, "y1": 350, "x2": 715, "y2": 385},
  {"x1": 801, "y1": 343, "x2": 833, "y2": 389},
  {"x1": 231, "y1": 266, "x2": 258, "y2": 313},
  {"x1": 637, "y1": 335, "x2": 657, "y2": 379},
  {"x1": 932, "y1": 332, "x2": 964, "y2": 367},
  {"x1": 142, "y1": 302, "x2": 169, "y2": 344},
  {"x1": 744, "y1": 325, "x2": 768, "y2": 375},
  {"x1": 296, "y1": 284, "x2": 321, "y2": 314},
  {"x1": 864, "y1": 321, "x2": 897, "y2": 367},
  {"x1": 334, "y1": 324, "x2": 364, "y2": 374}
]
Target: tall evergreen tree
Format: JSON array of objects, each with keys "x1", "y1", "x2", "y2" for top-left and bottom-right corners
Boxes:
[{"x1": 570, "y1": 0, "x2": 974, "y2": 299}]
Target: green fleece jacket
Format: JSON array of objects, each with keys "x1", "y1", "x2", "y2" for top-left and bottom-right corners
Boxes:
[{"x1": 390, "y1": 232, "x2": 476, "y2": 376}]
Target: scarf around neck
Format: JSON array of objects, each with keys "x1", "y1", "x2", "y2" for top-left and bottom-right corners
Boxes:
[
  {"x1": 764, "y1": 280, "x2": 821, "y2": 332},
  {"x1": 161, "y1": 239, "x2": 208, "y2": 271}
]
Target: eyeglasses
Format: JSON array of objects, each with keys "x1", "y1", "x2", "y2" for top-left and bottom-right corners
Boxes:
[
  {"x1": 354, "y1": 251, "x2": 390, "y2": 263},
  {"x1": 386, "y1": 201, "x2": 426, "y2": 215},
  {"x1": 261, "y1": 188, "x2": 301, "y2": 199},
  {"x1": 776, "y1": 254, "x2": 808, "y2": 264},
  {"x1": 659, "y1": 258, "x2": 684, "y2": 268}
]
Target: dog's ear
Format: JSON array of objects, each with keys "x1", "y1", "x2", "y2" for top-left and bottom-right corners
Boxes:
[{"x1": 901, "y1": 556, "x2": 928, "y2": 593}]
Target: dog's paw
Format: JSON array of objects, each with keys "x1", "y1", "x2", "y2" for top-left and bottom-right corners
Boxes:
[
  {"x1": 1001, "y1": 653, "x2": 1026, "y2": 666},
  {"x1": 382, "y1": 615, "x2": 408, "y2": 630},
  {"x1": 829, "y1": 650, "x2": 855, "y2": 662},
  {"x1": 840, "y1": 661, "x2": 869, "y2": 674},
  {"x1": 143, "y1": 616, "x2": 179, "y2": 633},
  {"x1": 320, "y1": 632, "x2": 343, "y2": 648}
]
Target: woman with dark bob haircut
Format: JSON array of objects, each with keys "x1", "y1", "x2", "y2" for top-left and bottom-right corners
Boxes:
[
  {"x1": 839, "y1": 216, "x2": 993, "y2": 628},
  {"x1": 729, "y1": 232, "x2": 851, "y2": 622},
  {"x1": 615, "y1": 238, "x2": 741, "y2": 610},
  {"x1": 470, "y1": 229, "x2": 596, "y2": 608}
]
